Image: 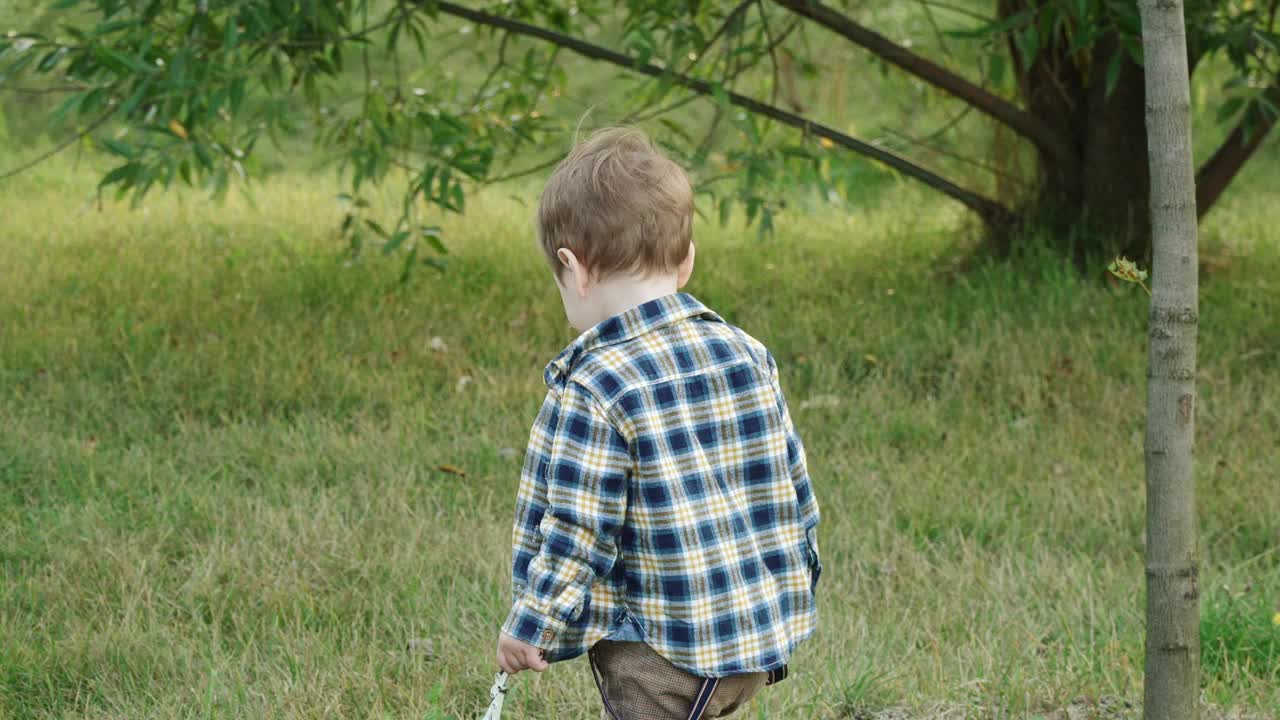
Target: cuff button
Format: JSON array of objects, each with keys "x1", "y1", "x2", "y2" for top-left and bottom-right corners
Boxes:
[{"x1": 541, "y1": 629, "x2": 556, "y2": 641}]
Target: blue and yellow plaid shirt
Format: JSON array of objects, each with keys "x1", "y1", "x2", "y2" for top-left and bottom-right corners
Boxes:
[{"x1": 502, "y1": 292, "x2": 820, "y2": 677}]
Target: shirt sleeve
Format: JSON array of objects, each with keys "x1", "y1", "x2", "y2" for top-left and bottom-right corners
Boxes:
[
  {"x1": 768, "y1": 352, "x2": 822, "y2": 588},
  {"x1": 502, "y1": 381, "x2": 631, "y2": 649}
]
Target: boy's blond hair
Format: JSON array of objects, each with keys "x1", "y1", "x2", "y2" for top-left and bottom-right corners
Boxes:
[{"x1": 537, "y1": 127, "x2": 693, "y2": 281}]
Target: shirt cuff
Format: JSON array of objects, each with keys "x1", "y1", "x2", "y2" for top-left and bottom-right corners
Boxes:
[{"x1": 501, "y1": 594, "x2": 570, "y2": 650}]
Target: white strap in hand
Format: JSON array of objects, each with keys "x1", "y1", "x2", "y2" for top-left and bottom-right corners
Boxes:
[{"x1": 480, "y1": 671, "x2": 509, "y2": 720}]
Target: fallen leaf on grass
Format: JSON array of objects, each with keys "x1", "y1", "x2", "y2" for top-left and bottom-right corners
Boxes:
[
  {"x1": 1052, "y1": 356, "x2": 1074, "y2": 376},
  {"x1": 799, "y1": 394, "x2": 843, "y2": 410},
  {"x1": 406, "y1": 637, "x2": 435, "y2": 660},
  {"x1": 438, "y1": 464, "x2": 468, "y2": 478}
]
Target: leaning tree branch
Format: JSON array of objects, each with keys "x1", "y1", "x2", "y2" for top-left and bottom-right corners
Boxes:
[
  {"x1": 880, "y1": 124, "x2": 1032, "y2": 189},
  {"x1": 767, "y1": 0, "x2": 1080, "y2": 181},
  {"x1": 0, "y1": 107, "x2": 117, "y2": 183},
  {"x1": 1195, "y1": 81, "x2": 1280, "y2": 217},
  {"x1": 432, "y1": 1, "x2": 1013, "y2": 226}
]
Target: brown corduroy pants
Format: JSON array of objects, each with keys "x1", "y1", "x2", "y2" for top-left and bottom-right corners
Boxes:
[{"x1": 587, "y1": 641, "x2": 768, "y2": 720}]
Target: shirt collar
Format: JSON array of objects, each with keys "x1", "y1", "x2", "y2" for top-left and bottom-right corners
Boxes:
[{"x1": 544, "y1": 292, "x2": 722, "y2": 388}]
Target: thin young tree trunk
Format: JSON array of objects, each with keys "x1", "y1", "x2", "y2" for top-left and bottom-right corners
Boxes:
[{"x1": 1137, "y1": 2, "x2": 1200, "y2": 719}]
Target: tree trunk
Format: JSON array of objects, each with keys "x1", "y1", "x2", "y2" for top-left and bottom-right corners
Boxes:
[
  {"x1": 1137, "y1": 1, "x2": 1200, "y2": 719},
  {"x1": 1002, "y1": 0, "x2": 1154, "y2": 264},
  {"x1": 1080, "y1": 33, "x2": 1152, "y2": 261}
]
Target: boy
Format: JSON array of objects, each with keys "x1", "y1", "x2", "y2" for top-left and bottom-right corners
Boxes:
[{"x1": 496, "y1": 127, "x2": 821, "y2": 720}]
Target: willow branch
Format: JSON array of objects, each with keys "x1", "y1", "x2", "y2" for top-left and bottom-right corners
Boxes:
[
  {"x1": 432, "y1": 1, "x2": 1013, "y2": 225},
  {"x1": 684, "y1": 0, "x2": 755, "y2": 76},
  {"x1": 1195, "y1": 81, "x2": 1280, "y2": 217},
  {"x1": 768, "y1": 0, "x2": 1080, "y2": 181},
  {"x1": 622, "y1": 17, "x2": 800, "y2": 125},
  {"x1": 0, "y1": 107, "x2": 117, "y2": 183}
]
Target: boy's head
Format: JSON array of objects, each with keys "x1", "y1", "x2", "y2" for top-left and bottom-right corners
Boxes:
[{"x1": 537, "y1": 127, "x2": 695, "y2": 330}]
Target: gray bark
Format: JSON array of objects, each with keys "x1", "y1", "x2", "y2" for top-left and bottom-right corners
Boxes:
[{"x1": 1138, "y1": 2, "x2": 1201, "y2": 720}]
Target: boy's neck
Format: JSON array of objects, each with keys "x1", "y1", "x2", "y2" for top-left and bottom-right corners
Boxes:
[{"x1": 583, "y1": 274, "x2": 680, "y2": 329}]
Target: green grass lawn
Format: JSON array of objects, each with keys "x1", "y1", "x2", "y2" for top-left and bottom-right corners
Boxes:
[{"x1": 1, "y1": 158, "x2": 1278, "y2": 719}]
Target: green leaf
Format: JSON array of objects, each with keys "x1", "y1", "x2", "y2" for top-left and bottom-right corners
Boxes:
[
  {"x1": 386, "y1": 15, "x2": 402, "y2": 52},
  {"x1": 1122, "y1": 36, "x2": 1143, "y2": 66},
  {"x1": 101, "y1": 138, "x2": 137, "y2": 158},
  {"x1": 450, "y1": 147, "x2": 493, "y2": 179},
  {"x1": 1, "y1": 49, "x2": 37, "y2": 80},
  {"x1": 709, "y1": 82, "x2": 730, "y2": 112},
  {"x1": 943, "y1": 9, "x2": 1034, "y2": 40},
  {"x1": 92, "y1": 19, "x2": 142, "y2": 37},
  {"x1": 98, "y1": 161, "x2": 138, "y2": 188},
  {"x1": 449, "y1": 182, "x2": 465, "y2": 212},
  {"x1": 1216, "y1": 96, "x2": 1246, "y2": 124},
  {"x1": 37, "y1": 47, "x2": 68, "y2": 72},
  {"x1": 658, "y1": 118, "x2": 694, "y2": 146},
  {"x1": 735, "y1": 113, "x2": 761, "y2": 146},
  {"x1": 1018, "y1": 24, "x2": 1040, "y2": 63},
  {"x1": 50, "y1": 91, "x2": 86, "y2": 125},
  {"x1": 192, "y1": 141, "x2": 213, "y2": 170},
  {"x1": 398, "y1": 244, "x2": 419, "y2": 284},
  {"x1": 93, "y1": 45, "x2": 150, "y2": 74},
  {"x1": 421, "y1": 227, "x2": 447, "y2": 255},
  {"x1": 1104, "y1": 51, "x2": 1124, "y2": 97},
  {"x1": 757, "y1": 207, "x2": 774, "y2": 241},
  {"x1": 1257, "y1": 93, "x2": 1280, "y2": 121},
  {"x1": 224, "y1": 16, "x2": 239, "y2": 49},
  {"x1": 987, "y1": 53, "x2": 1005, "y2": 87},
  {"x1": 382, "y1": 230, "x2": 410, "y2": 254},
  {"x1": 118, "y1": 79, "x2": 152, "y2": 118},
  {"x1": 229, "y1": 77, "x2": 246, "y2": 114},
  {"x1": 1068, "y1": 23, "x2": 1103, "y2": 54}
]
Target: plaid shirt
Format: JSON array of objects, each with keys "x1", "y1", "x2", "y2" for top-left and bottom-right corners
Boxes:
[{"x1": 502, "y1": 292, "x2": 820, "y2": 677}]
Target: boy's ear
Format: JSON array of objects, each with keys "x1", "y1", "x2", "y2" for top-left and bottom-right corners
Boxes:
[
  {"x1": 676, "y1": 242, "x2": 696, "y2": 289},
  {"x1": 556, "y1": 248, "x2": 592, "y2": 297}
]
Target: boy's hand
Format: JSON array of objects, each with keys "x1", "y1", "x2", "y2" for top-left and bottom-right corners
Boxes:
[{"x1": 496, "y1": 633, "x2": 550, "y2": 674}]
